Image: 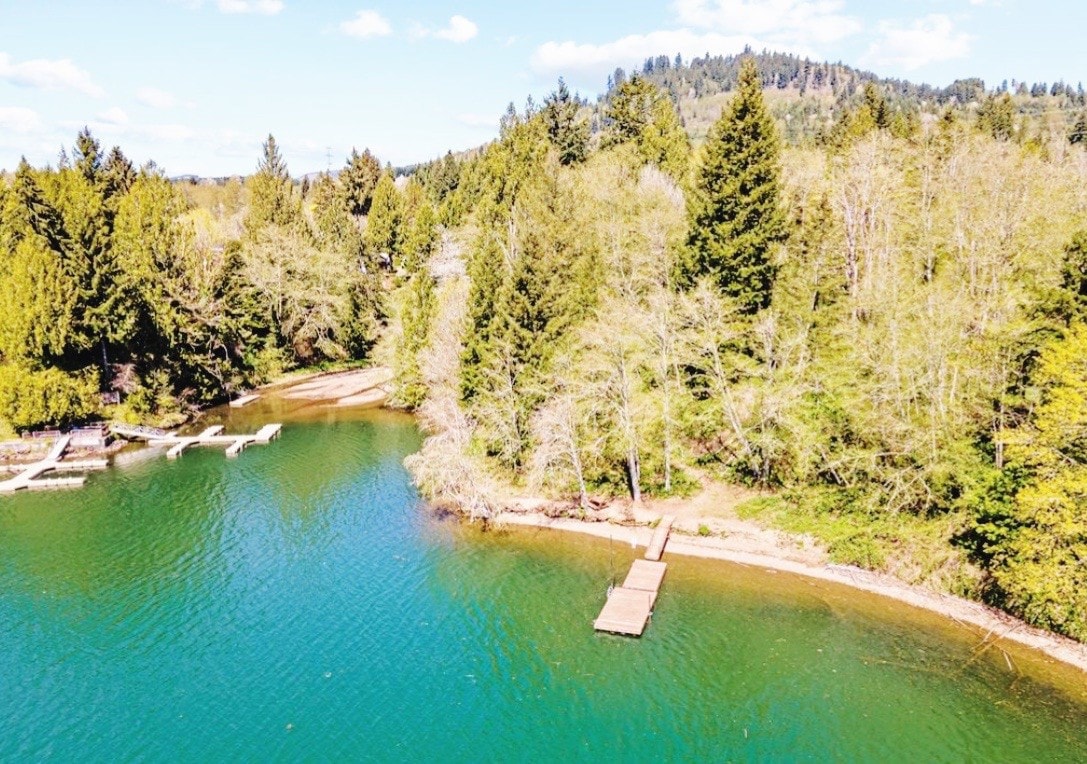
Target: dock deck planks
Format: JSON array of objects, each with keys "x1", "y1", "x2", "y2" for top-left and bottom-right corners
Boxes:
[
  {"x1": 593, "y1": 587, "x2": 654, "y2": 636},
  {"x1": 644, "y1": 514, "x2": 675, "y2": 561},
  {"x1": 622, "y1": 559, "x2": 668, "y2": 607},
  {"x1": 595, "y1": 516, "x2": 676, "y2": 636},
  {"x1": 0, "y1": 436, "x2": 107, "y2": 493}
]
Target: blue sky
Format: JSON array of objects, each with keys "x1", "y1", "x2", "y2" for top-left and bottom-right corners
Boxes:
[{"x1": 0, "y1": 0, "x2": 1082, "y2": 176}]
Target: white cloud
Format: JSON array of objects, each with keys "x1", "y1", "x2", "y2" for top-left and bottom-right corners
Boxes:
[
  {"x1": 864, "y1": 14, "x2": 972, "y2": 71},
  {"x1": 0, "y1": 52, "x2": 104, "y2": 97},
  {"x1": 136, "y1": 86, "x2": 178, "y2": 110},
  {"x1": 672, "y1": 0, "x2": 861, "y2": 45},
  {"x1": 532, "y1": 29, "x2": 776, "y2": 83},
  {"x1": 96, "y1": 107, "x2": 130, "y2": 125},
  {"x1": 0, "y1": 106, "x2": 41, "y2": 133},
  {"x1": 216, "y1": 0, "x2": 284, "y2": 14},
  {"x1": 435, "y1": 15, "x2": 478, "y2": 43},
  {"x1": 412, "y1": 15, "x2": 479, "y2": 43},
  {"x1": 340, "y1": 10, "x2": 392, "y2": 39}
]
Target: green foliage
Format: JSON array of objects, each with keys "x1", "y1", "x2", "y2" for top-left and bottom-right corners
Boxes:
[
  {"x1": 0, "y1": 128, "x2": 389, "y2": 425},
  {"x1": 604, "y1": 76, "x2": 690, "y2": 179},
  {"x1": 0, "y1": 362, "x2": 98, "y2": 431},
  {"x1": 1071, "y1": 112, "x2": 1087, "y2": 145},
  {"x1": 365, "y1": 172, "x2": 402, "y2": 260},
  {"x1": 392, "y1": 271, "x2": 436, "y2": 408},
  {"x1": 977, "y1": 94, "x2": 1016, "y2": 141},
  {"x1": 340, "y1": 148, "x2": 382, "y2": 217},
  {"x1": 680, "y1": 59, "x2": 787, "y2": 311},
  {"x1": 398, "y1": 179, "x2": 438, "y2": 274},
  {"x1": 246, "y1": 134, "x2": 299, "y2": 231},
  {"x1": 543, "y1": 78, "x2": 589, "y2": 166}
]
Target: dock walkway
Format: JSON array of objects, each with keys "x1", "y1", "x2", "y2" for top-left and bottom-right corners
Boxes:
[
  {"x1": 148, "y1": 423, "x2": 282, "y2": 459},
  {"x1": 0, "y1": 436, "x2": 109, "y2": 493},
  {"x1": 593, "y1": 516, "x2": 676, "y2": 636}
]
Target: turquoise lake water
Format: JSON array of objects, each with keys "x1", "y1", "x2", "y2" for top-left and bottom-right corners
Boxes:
[{"x1": 1, "y1": 403, "x2": 1085, "y2": 762}]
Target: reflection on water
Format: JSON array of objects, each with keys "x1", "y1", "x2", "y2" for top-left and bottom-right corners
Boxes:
[{"x1": 0, "y1": 397, "x2": 1084, "y2": 762}]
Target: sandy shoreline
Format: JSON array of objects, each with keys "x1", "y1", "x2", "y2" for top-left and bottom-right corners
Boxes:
[{"x1": 498, "y1": 510, "x2": 1087, "y2": 675}]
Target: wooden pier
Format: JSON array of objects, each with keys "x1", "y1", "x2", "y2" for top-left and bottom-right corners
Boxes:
[
  {"x1": 594, "y1": 516, "x2": 676, "y2": 636},
  {"x1": 147, "y1": 423, "x2": 282, "y2": 459},
  {"x1": 229, "y1": 394, "x2": 261, "y2": 408},
  {"x1": 645, "y1": 514, "x2": 675, "y2": 561},
  {"x1": 0, "y1": 436, "x2": 109, "y2": 493}
]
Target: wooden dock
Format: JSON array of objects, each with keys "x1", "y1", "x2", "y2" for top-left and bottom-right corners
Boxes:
[
  {"x1": 229, "y1": 393, "x2": 261, "y2": 408},
  {"x1": 594, "y1": 519, "x2": 675, "y2": 636},
  {"x1": 0, "y1": 436, "x2": 109, "y2": 493},
  {"x1": 148, "y1": 423, "x2": 282, "y2": 459},
  {"x1": 645, "y1": 514, "x2": 675, "y2": 561}
]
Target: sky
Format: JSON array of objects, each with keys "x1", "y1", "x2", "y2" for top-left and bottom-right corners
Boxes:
[{"x1": 0, "y1": 0, "x2": 1083, "y2": 176}]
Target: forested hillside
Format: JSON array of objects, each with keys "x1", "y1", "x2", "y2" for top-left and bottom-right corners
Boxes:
[
  {"x1": 3, "y1": 52, "x2": 1087, "y2": 642},
  {"x1": 400, "y1": 59, "x2": 1087, "y2": 643}
]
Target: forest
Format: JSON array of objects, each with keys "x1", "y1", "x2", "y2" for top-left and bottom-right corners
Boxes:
[{"x1": 3, "y1": 52, "x2": 1087, "y2": 643}]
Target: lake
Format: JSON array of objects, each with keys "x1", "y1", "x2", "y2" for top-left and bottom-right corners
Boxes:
[{"x1": 1, "y1": 402, "x2": 1085, "y2": 761}]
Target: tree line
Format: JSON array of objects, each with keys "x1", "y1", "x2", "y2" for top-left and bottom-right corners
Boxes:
[
  {"x1": 398, "y1": 59, "x2": 1087, "y2": 643},
  {"x1": 0, "y1": 131, "x2": 436, "y2": 432}
]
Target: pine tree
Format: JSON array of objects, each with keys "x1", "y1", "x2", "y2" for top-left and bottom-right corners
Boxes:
[
  {"x1": 247, "y1": 134, "x2": 297, "y2": 231},
  {"x1": 861, "y1": 82, "x2": 890, "y2": 130},
  {"x1": 399, "y1": 180, "x2": 438, "y2": 275},
  {"x1": 977, "y1": 94, "x2": 1015, "y2": 141},
  {"x1": 680, "y1": 58, "x2": 787, "y2": 312},
  {"x1": 542, "y1": 78, "x2": 589, "y2": 165},
  {"x1": 339, "y1": 148, "x2": 382, "y2": 217},
  {"x1": 393, "y1": 271, "x2": 436, "y2": 408},
  {"x1": 0, "y1": 160, "x2": 81, "y2": 364},
  {"x1": 364, "y1": 172, "x2": 402, "y2": 263},
  {"x1": 604, "y1": 76, "x2": 689, "y2": 179},
  {"x1": 73, "y1": 127, "x2": 102, "y2": 185}
]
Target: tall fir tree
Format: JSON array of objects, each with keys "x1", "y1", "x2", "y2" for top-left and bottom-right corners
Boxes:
[
  {"x1": 364, "y1": 172, "x2": 402, "y2": 262},
  {"x1": 604, "y1": 76, "x2": 689, "y2": 179},
  {"x1": 247, "y1": 134, "x2": 297, "y2": 231},
  {"x1": 339, "y1": 148, "x2": 382, "y2": 217},
  {"x1": 542, "y1": 78, "x2": 589, "y2": 166},
  {"x1": 680, "y1": 58, "x2": 787, "y2": 312}
]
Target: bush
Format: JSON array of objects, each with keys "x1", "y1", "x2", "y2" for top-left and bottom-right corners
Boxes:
[{"x1": 0, "y1": 362, "x2": 98, "y2": 431}]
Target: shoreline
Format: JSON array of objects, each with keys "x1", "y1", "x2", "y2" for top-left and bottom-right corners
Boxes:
[{"x1": 498, "y1": 510, "x2": 1087, "y2": 675}]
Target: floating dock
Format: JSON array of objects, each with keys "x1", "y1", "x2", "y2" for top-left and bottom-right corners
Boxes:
[
  {"x1": 229, "y1": 394, "x2": 261, "y2": 408},
  {"x1": 147, "y1": 423, "x2": 282, "y2": 459},
  {"x1": 0, "y1": 436, "x2": 109, "y2": 493},
  {"x1": 594, "y1": 515, "x2": 675, "y2": 636}
]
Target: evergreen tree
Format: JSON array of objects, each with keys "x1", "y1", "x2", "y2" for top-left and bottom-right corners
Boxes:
[
  {"x1": 339, "y1": 148, "x2": 382, "y2": 217},
  {"x1": 604, "y1": 76, "x2": 689, "y2": 179},
  {"x1": 542, "y1": 78, "x2": 589, "y2": 165},
  {"x1": 101, "y1": 146, "x2": 136, "y2": 200},
  {"x1": 680, "y1": 59, "x2": 787, "y2": 312},
  {"x1": 861, "y1": 82, "x2": 890, "y2": 130},
  {"x1": 364, "y1": 172, "x2": 402, "y2": 262},
  {"x1": 604, "y1": 76, "x2": 659, "y2": 145},
  {"x1": 977, "y1": 94, "x2": 1015, "y2": 141},
  {"x1": 639, "y1": 95, "x2": 690, "y2": 180},
  {"x1": 0, "y1": 160, "x2": 82, "y2": 365},
  {"x1": 399, "y1": 180, "x2": 438, "y2": 274},
  {"x1": 393, "y1": 271, "x2": 436, "y2": 408},
  {"x1": 73, "y1": 127, "x2": 102, "y2": 185},
  {"x1": 247, "y1": 134, "x2": 297, "y2": 231}
]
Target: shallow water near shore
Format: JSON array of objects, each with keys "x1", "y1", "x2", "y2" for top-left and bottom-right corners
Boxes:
[{"x1": 1, "y1": 402, "x2": 1085, "y2": 762}]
